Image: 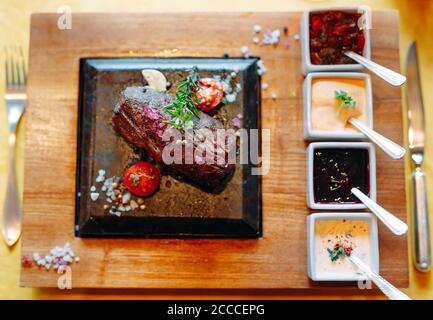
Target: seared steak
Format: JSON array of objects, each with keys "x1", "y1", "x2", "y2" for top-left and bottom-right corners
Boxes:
[{"x1": 112, "y1": 87, "x2": 235, "y2": 190}]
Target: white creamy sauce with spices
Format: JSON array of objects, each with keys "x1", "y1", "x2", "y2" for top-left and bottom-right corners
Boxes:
[{"x1": 314, "y1": 219, "x2": 371, "y2": 277}]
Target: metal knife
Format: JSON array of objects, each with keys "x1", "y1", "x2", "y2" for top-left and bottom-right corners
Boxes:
[{"x1": 405, "y1": 41, "x2": 431, "y2": 272}]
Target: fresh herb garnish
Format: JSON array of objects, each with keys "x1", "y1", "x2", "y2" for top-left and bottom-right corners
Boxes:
[
  {"x1": 335, "y1": 90, "x2": 357, "y2": 115},
  {"x1": 163, "y1": 67, "x2": 201, "y2": 131},
  {"x1": 327, "y1": 241, "x2": 353, "y2": 262},
  {"x1": 130, "y1": 174, "x2": 140, "y2": 187}
]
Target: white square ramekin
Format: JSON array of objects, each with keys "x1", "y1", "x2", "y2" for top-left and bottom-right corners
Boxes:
[
  {"x1": 303, "y1": 72, "x2": 373, "y2": 140},
  {"x1": 307, "y1": 212, "x2": 380, "y2": 282},
  {"x1": 306, "y1": 142, "x2": 376, "y2": 210},
  {"x1": 301, "y1": 6, "x2": 372, "y2": 75}
]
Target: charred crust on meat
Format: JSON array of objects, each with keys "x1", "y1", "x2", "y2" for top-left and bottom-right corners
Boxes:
[{"x1": 112, "y1": 87, "x2": 236, "y2": 192}]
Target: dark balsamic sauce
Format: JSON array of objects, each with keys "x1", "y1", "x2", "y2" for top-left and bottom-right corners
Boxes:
[{"x1": 313, "y1": 148, "x2": 370, "y2": 204}]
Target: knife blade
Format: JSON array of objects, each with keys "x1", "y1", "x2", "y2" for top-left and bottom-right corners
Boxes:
[{"x1": 405, "y1": 41, "x2": 431, "y2": 272}]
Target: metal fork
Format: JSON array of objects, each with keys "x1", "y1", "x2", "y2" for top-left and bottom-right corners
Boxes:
[{"x1": 2, "y1": 46, "x2": 27, "y2": 246}]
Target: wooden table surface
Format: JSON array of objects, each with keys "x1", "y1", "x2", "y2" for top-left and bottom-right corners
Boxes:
[
  {"x1": 19, "y1": 10, "x2": 408, "y2": 289},
  {"x1": 1, "y1": 0, "x2": 433, "y2": 300}
]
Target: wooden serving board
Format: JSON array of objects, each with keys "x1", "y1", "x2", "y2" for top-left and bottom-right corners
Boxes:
[{"x1": 21, "y1": 11, "x2": 408, "y2": 288}]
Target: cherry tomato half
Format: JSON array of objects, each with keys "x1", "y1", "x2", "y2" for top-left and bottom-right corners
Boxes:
[
  {"x1": 123, "y1": 162, "x2": 160, "y2": 197},
  {"x1": 195, "y1": 78, "x2": 224, "y2": 112}
]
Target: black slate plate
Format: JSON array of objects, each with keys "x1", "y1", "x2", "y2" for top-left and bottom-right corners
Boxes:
[{"x1": 75, "y1": 57, "x2": 262, "y2": 238}]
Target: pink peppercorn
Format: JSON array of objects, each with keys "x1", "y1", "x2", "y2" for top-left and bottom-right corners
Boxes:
[{"x1": 21, "y1": 255, "x2": 33, "y2": 268}]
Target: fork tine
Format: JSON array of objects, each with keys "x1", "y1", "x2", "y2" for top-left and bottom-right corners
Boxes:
[
  {"x1": 4, "y1": 46, "x2": 27, "y2": 89},
  {"x1": 13, "y1": 46, "x2": 23, "y2": 87},
  {"x1": 10, "y1": 46, "x2": 17, "y2": 87},
  {"x1": 4, "y1": 47, "x2": 10, "y2": 87}
]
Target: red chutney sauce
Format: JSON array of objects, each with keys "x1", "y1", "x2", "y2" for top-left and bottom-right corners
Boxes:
[
  {"x1": 313, "y1": 148, "x2": 370, "y2": 204},
  {"x1": 309, "y1": 10, "x2": 366, "y2": 65}
]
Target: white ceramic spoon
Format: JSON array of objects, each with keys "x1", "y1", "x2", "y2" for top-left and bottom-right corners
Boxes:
[
  {"x1": 348, "y1": 255, "x2": 411, "y2": 300},
  {"x1": 349, "y1": 117, "x2": 406, "y2": 160},
  {"x1": 344, "y1": 51, "x2": 407, "y2": 87},
  {"x1": 351, "y1": 188, "x2": 408, "y2": 236}
]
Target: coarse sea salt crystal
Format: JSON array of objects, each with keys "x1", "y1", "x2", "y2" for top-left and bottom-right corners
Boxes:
[
  {"x1": 253, "y1": 24, "x2": 261, "y2": 33},
  {"x1": 226, "y1": 93, "x2": 236, "y2": 103},
  {"x1": 130, "y1": 200, "x2": 139, "y2": 210},
  {"x1": 32, "y1": 242, "x2": 78, "y2": 272},
  {"x1": 257, "y1": 60, "x2": 267, "y2": 75},
  {"x1": 90, "y1": 185, "x2": 96, "y2": 192},
  {"x1": 231, "y1": 117, "x2": 241, "y2": 129},
  {"x1": 261, "y1": 83, "x2": 269, "y2": 90},
  {"x1": 112, "y1": 211, "x2": 122, "y2": 217},
  {"x1": 98, "y1": 169, "x2": 106, "y2": 177},
  {"x1": 262, "y1": 28, "x2": 281, "y2": 45},
  {"x1": 293, "y1": 34, "x2": 300, "y2": 41},
  {"x1": 252, "y1": 36, "x2": 260, "y2": 44},
  {"x1": 122, "y1": 192, "x2": 131, "y2": 204},
  {"x1": 240, "y1": 45, "x2": 249, "y2": 57},
  {"x1": 222, "y1": 82, "x2": 230, "y2": 93},
  {"x1": 90, "y1": 192, "x2": 99, "y2": 201},
  {"x1": 95, "y1": 176, "x2": 105, "y2": 183}
]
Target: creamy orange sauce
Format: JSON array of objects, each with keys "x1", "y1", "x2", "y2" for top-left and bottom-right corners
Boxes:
[{"x1": 311, "y1": 78, "x2": 368, "y2": 133}]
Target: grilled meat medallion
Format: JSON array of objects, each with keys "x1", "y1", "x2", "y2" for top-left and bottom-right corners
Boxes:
[{"x1": 112, "y1": 87, "x2": 235, "y2": 190}]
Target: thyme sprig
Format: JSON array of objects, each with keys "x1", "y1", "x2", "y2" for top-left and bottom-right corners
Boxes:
[
  {"x1": 163, "y1": 67, "x2": 201, "y2": 131},
  {"x1": 335, "y1": 90, "x2": 357, "y2": 115}
]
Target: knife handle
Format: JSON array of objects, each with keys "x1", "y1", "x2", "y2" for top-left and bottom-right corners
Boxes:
[{"x1": 412, "y1": 167, "x2": 431, "y2": 272}]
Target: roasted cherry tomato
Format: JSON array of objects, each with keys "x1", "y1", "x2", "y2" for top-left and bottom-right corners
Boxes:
[
  {"x1": 311, "y1": 16, "x2": 323, "y2": 33},
  {"x1": 195, "y1": 78, "x2": 224, "y2": 112},
  {"x1": 123, "y1": 162, "x2": 160, "y2": 197}
]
